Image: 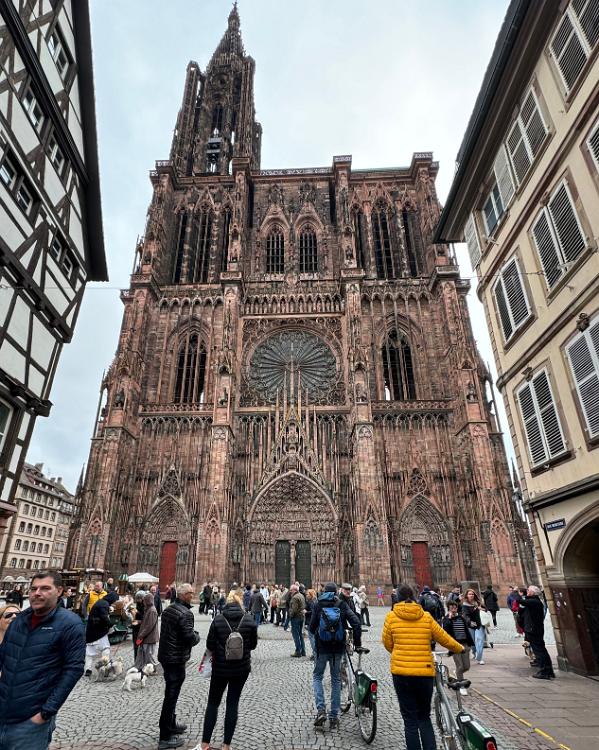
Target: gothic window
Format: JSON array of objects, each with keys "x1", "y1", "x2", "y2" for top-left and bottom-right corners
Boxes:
[
  {"x1": 188, "y1": 209, "x2": 212, "y2": 283},
  {"x1": 372, "y1": 202, "x2": 395, "y2": 279},
  {"x1": 382, "y1": 329, "x2": 416, "y2": 400},
  {"x1": 211, "y1": 105, "x2": 224, "y2": 134},
  {"x1": 299, "y1": 227, "x2": 317, "y2": 273},
  {"x1": 352, "y1": 209, "x2": 367, "y2": 269},
  {"x1": 402, "y1": 209, "x2": 422, "y2": 277},
  {"x1": 172, "y1": 211, "x2": 187, "y2": 284},
  {"x1": 221, "y1": 208, "x2": 231, "y2": 271},
  {"x1": 266, "y1": 226, "x2": 284, "y2": 274},
  {"x1": 173, "y1": 334, "x2": 207, "y2": 403}
]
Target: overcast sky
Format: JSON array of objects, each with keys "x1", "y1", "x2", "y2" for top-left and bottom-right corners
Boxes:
[{"x1": 29, "y1": 0, "x2": 512, "y2": 490}]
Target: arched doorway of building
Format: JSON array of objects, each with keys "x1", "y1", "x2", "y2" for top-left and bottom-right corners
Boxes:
[
  {"x1": 397, "y1": 494, "x2": 452, "y2": 589},
  {"x1": 554, "y1": 513, "x2": 599, "y2": 675},
  {"x1": 246, "y1": 471, "x2": 338, "y2": 587},
  {"x1": 139, "y1": 497, "x2": 192, "y2": 591}
]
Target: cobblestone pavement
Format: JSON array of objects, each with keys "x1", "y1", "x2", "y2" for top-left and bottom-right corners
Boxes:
[{"x1": 50, "y1": 607, "x2": 564, "y2": 750}]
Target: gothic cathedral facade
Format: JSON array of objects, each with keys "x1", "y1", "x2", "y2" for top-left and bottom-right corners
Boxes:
[{"x1": 69, "y1": 7, "x2": 534, "y2": 593}]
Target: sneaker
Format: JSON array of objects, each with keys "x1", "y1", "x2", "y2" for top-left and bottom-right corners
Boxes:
[
  {"x1": 314, "y1": 710, "x2": 327, "y2": 727},
  {"x1": 329, "y1": 717, "x2": 339, "y2": 730},
  {"x1": 459, "y1": 687, "x2": 468, "y2": 696},
  {"x1": 158, "y1": 739, "x2": 184, "y2": 749},
  {"x1": 478, "y1": 660, "x2": 485, "y2": 665},
  {"x1": 532, "y1": 672, "x2": 552, "y2": 680},
  {"x1": 291, "y1": 652, "x2": 302, "y2": 658}
]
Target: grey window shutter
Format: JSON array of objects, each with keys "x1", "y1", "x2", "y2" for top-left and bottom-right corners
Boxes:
[
  {"x1": 464, "y1": 213, "x2": 481, "y2": 269},
  {"x1": 520, "y1": 89, "x2": 547, "y2": 158},
  {"x1": 493, "y1": 277, "x2": 513, "y2": 341},
  {"x1": 548, "y1": 182, "x2": 586, "y2": 264},
  {"x1": 493, "y1": 146, "x2": 515, "y2": 208},
  {"x1": 586, "y1": 118, "x2": 599, "y2": 171},
  {"x1": 550, "y1": 11, "x2": 588, "y2": 92},
  {"x1": 532, "y1": 370, "x2": 566, "y2": 459},
  {"x1": 503, "y1": 259, "x2": 530, "y2": 331},
  {"x1": 518, "y1": 382, "x2": 548, "y2": 466},
  {"x1": 531, "y1": 210, "x2": 563, "y2": 288},
  {"x1": 571, "y1": 0, "x2": 599, "y2": 48},
  {"x1": 567, "y1": 318, "x2": 599, "y2": 438},
  {"x1": 506, "y1": 118, "x2": 531, "y2": 185}
]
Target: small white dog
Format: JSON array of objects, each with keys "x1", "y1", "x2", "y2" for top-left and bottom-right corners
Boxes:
[
  {"x1": 91, "y1": 655, "x2": 124, "y2": 682},
  {"x1": 122, "y1": 663, "x2": 155, "y2": 691}
]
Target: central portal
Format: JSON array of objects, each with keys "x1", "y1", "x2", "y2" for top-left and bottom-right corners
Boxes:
[{"x1": 247, "y1": 471, "x2": 337, "y2": 587}]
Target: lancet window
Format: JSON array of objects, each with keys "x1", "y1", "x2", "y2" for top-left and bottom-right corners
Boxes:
[
  {"x1": 221, "y1": 208, "x2": 231, "y2": 271},
  {"x1": 402, "y1": 209, "x2": 422, "y2": 277},
  {"x1": 211, "y1": 105, "x2": 224, "y2": 134},
  {"x1": 352, "y1": 209, "x2": 367, "y2": 269},
  {"x1": 172, "y1": 211, "x2": 187, "y2": 284},
  {"x1": 173, "y1": 334, "x2": 207, "y2": 403},
  {"x1": 299, "y1": 227, "x2": 318, "y2": 273},
  {"x1": 266, "y1": 226, "x2": 284, "y2": 274},
  {"x1": 382, "y1": 329, "x2": 416, "y2": 401},
  {"x1": 372, "y1": 202, "x2": 395, "y2": 279},
  {"x1": 188, "y1": 209, "x2": 212, "y2": 283}
]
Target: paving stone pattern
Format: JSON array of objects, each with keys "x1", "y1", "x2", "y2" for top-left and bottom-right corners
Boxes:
[{"x1": 51, "y1": 608, "x2": 562, "y2": 750}]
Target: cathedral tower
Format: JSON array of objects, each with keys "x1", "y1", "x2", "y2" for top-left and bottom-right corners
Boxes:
[{"x1": 69, "y1": 9, "x2": 534, "y2": 593}]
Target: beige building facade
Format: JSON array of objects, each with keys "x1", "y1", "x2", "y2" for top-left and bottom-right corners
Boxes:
[{"x1": 436, "y1": 0, "x2": 599, "y2": 675}]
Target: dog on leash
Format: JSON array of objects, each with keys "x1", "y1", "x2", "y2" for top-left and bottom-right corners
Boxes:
[
  {"x1": 122, "y1": 662, "x2": 155, "y2": 691},
  {"x1": 91, "y1": 655, "x2": 124, "y2": 682}
]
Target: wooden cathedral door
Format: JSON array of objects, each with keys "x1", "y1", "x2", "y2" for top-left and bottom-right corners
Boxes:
[
  {"x1": 412, "y1": 541, "x2": 432, "y2": 590},
  {"x1": 159, "y1": 541, "x2": 178, "y2": 593}
]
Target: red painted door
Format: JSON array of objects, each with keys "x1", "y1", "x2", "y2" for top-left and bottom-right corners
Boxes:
[
  {"x1": 412, "y1": 542, "x2": 432, "y2": 590},
  {"x1": 159, "y1": 542, "x2": 178, "y2": 594}
]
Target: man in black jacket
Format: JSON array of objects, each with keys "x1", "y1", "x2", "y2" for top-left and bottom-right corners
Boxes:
[
  {"x1": 482, "y1": 585, "x2": 499, "y2": 627},
  {"x1": 518, "y1": 586, "x2": 555, "y2": 679},
  {"x1": 85, "y1": 590, "x2": 118, "y2": 675},
  {"x1": 309, "y1": 582, "x2": 362, "y2": 730},
  {"x1": 158, "y1": 583, "x2": 201, "y2": 749}
]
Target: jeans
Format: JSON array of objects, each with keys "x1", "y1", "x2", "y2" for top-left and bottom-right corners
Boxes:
[
  {"x1": 392, "y1": 674, "x2": 436, "y2": 750},
  {"x1": 291, "y1": 617, "x2": 305, "y2": 655},
  {"x1": 253, "y1": 612, "x2": 261, "y2": 626},
  {"x1": 470, "y1": 626, "x2": 485, "y2": 661},
  {"x1": 361, "y1": 607, "x2": 371, "y2": 626},
  {"x1": 159, "y1": 663, "x2": 186, "y2": 740},
  {"x1": 282, "y1": 608, "x2": 289, "y2": 629},
  {"x1": 0, "y1": 717, "x2": 56, "y2": 750},
  {"x1": 313, "y1": 652, "x2": 342, "y2": 718},
  {"x1": 527, "y1": 633, "x2": 554, "y2": 676},
  {"x1": 307, "y1": 629, "x2": 316, "y2": 656},
  {"x1": 202, "y1": 673, "x2": 249, "y2": 746}
]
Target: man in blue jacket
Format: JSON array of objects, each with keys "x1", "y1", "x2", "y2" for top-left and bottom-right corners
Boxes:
[{"x1": 0, "y1": 570, "x2": 85, "y2": 749}]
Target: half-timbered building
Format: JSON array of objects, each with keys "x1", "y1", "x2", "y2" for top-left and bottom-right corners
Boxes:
[
  {"x1": 69, "y1": 6, "x2": 533, "y2": 594},
  {"x1": 0, "y1": 1, "x2": 106, "y2": 544}
]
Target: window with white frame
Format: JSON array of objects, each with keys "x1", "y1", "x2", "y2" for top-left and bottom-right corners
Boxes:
[
  {"x1": 586, "y1": 117, "x2": 599, "y2": 172},
  {"x1": 14, "y1": 539, "x2": 21, "y2": 551},
  {"x1": 47, "y1": 27, "x2": 70, "y2": 77},
  {"x1": 23, "y1": 88, "x2": 44, "y2": 132},
  {"x1": 566, "y1": 313, "x2": 599, "y2": 439},
  {"x1": 463, "y1": 212, "x2": 481, "y2": 269},
  {"x1": 517, "y1": 369, "x2": 567, "y2": 467},
  {"x1": 493, "y1": 257, "x2": 532, "y2": 342},
  {"x1": 550, "y1": 0, "x2": 599, "y2": 94},
  {"x1": 482, "y1": 182, "x2": 504, "y2": 236},
  {"x1": 10, "y1": 558, "x2": 16, "y2": 568},
  {"x1": 47, "y1": 134, "x2": 65, "y2": 175},
  {"x1": 0, "y1": 155, "x2": 16, "y2": 189},
  {"x1": 506, "y1": 87, "x2": 548, "y2": 186},
  {"x1": 531, "y1": 179, "x2": 587, "y2": 289},
  {"x1": 0, "y1": 400, "x2": 11, "y2": 454}
]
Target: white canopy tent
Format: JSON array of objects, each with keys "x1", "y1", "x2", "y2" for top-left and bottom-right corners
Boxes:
[{"x1": 127, "y1": 572, "x2": 159, "y2": 584}]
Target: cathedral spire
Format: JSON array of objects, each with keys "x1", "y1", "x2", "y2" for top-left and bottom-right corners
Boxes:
[{"x1": 209, "y1": 2, "x2": 245, "y2": 69}]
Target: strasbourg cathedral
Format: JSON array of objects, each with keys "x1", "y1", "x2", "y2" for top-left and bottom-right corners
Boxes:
[{"x1": 68, "y1": 6, "x2": 535, "y2": 593}]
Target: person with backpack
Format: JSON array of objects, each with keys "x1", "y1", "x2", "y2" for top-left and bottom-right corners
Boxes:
[
  {"x1": 309, "y1": 582, "x2": 362, "y2": 730},
  {"x1": 482, "y1": 585, "x2": 499, "y2": 627},
  {"x1": 383, "y1": 584, "x2": 463, "y2": 750},
  {"x1": 249, "y1": 586, "x2": 267, "y2": 627},
  {"x1": 288, "y1": 584, "x2": 306, "y2": 657},
  {"x1": 198, "y1": 588, "x2": 258, "y2": 750},
  {"x1": 418, "y1": 586, "x2": 445, "y2": 622}
]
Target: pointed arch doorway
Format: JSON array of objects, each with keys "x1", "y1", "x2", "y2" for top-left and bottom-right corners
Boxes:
[{"x1": 247, "y1": 471, "x2": 338, "y2": 587}]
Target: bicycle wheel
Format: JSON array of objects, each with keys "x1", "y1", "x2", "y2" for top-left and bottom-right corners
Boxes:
[
  {"x1": 340, "y1": 653, "x2": 352, "y2": 713},
  {"x1": 433, "y1": 692, "x2": 460, "y2": 750},
  {"x1": 357, "y1": 698, "x2": 377, "y2": 744}
]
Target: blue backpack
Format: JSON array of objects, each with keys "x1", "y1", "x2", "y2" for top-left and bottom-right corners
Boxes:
[{"x1": 318, "y1": 599, "x2": 345, "y2": 643}]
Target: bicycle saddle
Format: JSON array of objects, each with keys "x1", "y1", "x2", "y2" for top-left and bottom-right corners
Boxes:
[
  {"x1": 447, "y1": 679, "x2": 471, "y2": 690},
  {"x1": 355, "y1": 647, "x2": 370, "y2": 654}
]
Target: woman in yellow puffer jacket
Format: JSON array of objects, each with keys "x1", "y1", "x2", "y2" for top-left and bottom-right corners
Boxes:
[{"x1": 382, "y1": 585, "x2": 463, "y2": 750}]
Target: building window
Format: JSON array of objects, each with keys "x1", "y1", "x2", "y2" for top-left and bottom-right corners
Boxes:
[
  {"x1": 402, "y1": 210, "x2": 422, "y2": 277},
  {"x1": 221, "y1": 208, "x2": 231, "y2": 271},
  {"x1": 44, "y1": 544, "x2": 49, "y2": 554},
  {"x1": 517, "y1": 369, "x2": 567, "y2": 468},
  {"x1": 172, "y1": 211, "x2": 188, "y2": 283},
  {"x1": 266, "y1": 227, "x2": 284, "y2": 274},
  {"x1": 51, "y1": 512, "x2": 56, "y2": 521},
  {"x1": 26, "y1": 523, "x2": 32, "y2": 534},
  {"x1": 0, "y1": 150, "x2": 38, "y2": 218},
  {"x1": 17, "y1": 559, "x2": 24, "y2": 568},
  {"x1": 352, "y1": 210, "x2": 367, "y2": 269},
  {"x1": 34, "y1": 525, "x2": 40, "y2": 535},
  {"x1": 15, "y1": 182, "x2": 33, "y2": 213},
  {"x1": 211, "y1": 105, "x2": 224, "y2": 134},
  {"x1": 381, "y1": 330, "x2": 416, "y2": 401},
  {"x1": 566, "y1": 313, "x2": 599, "y2": 440},
  {"x1": 33, "y1": 560, "x2": 39, "y2": 569},
  {"x1": 299, "y1": 228, "x2": 318, "y2": 273},
  {"x1": 0, "y1": 400, "x2": 12, "y2": 453},
  {"x1": 47, "y1": 528, "x2": 52, "y2": 538},
  {"x1": 586, "y1": 117, "x2": 599, "y2": 172},
  {"x1": 531, "y1": 179, "x2": 586, "y2": 289},
  {"x1": 25, "y1": 560, "x2": 32, "y2": 569},
  {"x1": 505, "y1": 87, "x2": 548, "y2": 186},
  {"x1": 482, "y1": 182, "x2": 504, "y2": 236},
  {"x1": 10, "y1": 558, "x2": 16, "y2": 568},
  {"x1": 44, "y1": 510, "x2": 49, "y2": 520},
  {"x1": 0, "y1": 155, "x2": 16, "y2": 189},
  {"x1": 23, "y1": 504, "x2": 29, "y2": 515},
  {"x1": 23, "y1": 541, "x2": 29, "y2": 552},
  {"x1": 188, "y1": 210, "x2": 212, "y2": 283},
  {"x1": 493, "y1": 257, "x2": 532, "y2": 342},
  {"x1": 23, "y1": 88, "x2": 44, "y2": 132},
  {"x1": 550, "y1": 1, "x2": 599, "y2": 94},
  {"x1": 18, "y1": 522, "x2": 25, "y2": 532},
  {"x1": 173, "y1": 333, "x2": 207, "y2": 404},
  {"x1": 14, "y1": 539, "x2": 21, "y2": 551},
  {"x1": 372, "y1": 203, "x2": 395, "y2": 279},
  {"x1": 464, "y1": 212, "x2": 482, "y2": 269},
  {"x1": 47, "y1": 27, "x2": 70, "y2": 78},
  {"x1": 47, "y1": 134, "x2": 66, "y2": 175}
]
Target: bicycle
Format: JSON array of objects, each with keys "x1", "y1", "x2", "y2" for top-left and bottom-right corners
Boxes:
[
  {"x1": 433, "y1": 651, "x2": 498, "y2": 750},
  {"x1": 339, "y1": 638, "x2": 377, "y2": 744}
]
